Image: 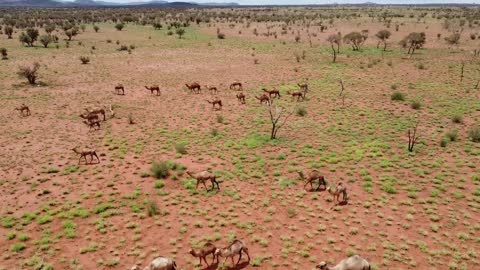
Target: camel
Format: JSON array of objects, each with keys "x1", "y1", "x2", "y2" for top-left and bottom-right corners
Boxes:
[
  {"x1": 72, "y1": 146, "x2": 99, "y2": 165},
  {"x1": 84, "y1": 107, "x2": 106, "y2": 121},
  {"x1": 189, "y1": 242, "x2": 218, "y2": 267},
  {"x1": 186, "y1": 82, "x2": 201, "y2": 94},
  {"x1": 214, "y1": 240, "x2": 250, "y2": 268},
  {"x1": 297, "y1": 83, "x2": 309, "y2": 92},
  {"x1": 79, "y1": 112, "x2": 99, "y2": 123},
  {"x1": 255, "y1": 93, "x2": 270, "y2": 105},
  {"x1": 316, "y1": 255, "x2": 371, "y2": 270},
  {"x1": 287, "y1": 90, "x2": 306, "y2": 101},
  {"x1": 229, "y1": 81, "x2": 243, "y2": 91},
  {"x1": 205, "y1": 85, "x2": 218, "y2": 95},
  {"x1": 262, "y1": 88, "x2": 281, "y2": 98},
  {"x1": 206, "y1": 97, "x2": 222, "y2": 110},
  {"x1": 236, "y1": 92, "x2": 246, "y2": 104},
  {"x1": 186, "y1": 170, "x2": 220, "y2": 191},
  {"x1": 145, "y1": 85, "x2": 161, "y2": 96},
  {"x1": 327, "y1": 182, "x2": 348, "y2": 205},
  {"x1": 297, "y1": 170, "x2": 326, "y2": 191},
  {"x1": 130, "y1": 257, "x2": 177, "y2": 270},
  {"x1": 15, "y1": 104, "x2": 31, "y2": 116},
  {"x1": 83, "y1": 119, "x2": 101, "y2": 131},
  {"x1": 114, "y1": 84, "x2": 125, "y2": 95}
]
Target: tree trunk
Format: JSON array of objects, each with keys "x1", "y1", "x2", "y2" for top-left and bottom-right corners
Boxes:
[{"x1": 331, "y1": 44, "x2": 337, "y2": 63}]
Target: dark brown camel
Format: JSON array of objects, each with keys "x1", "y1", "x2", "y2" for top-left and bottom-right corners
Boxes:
[
  {"x1": 145, "y1": 85, "x2": 161, "y2": 96},
  {"x1": 298, "y1": 170, "x2": 326, "y2": 191},
  {"x1": 84, "y1": 107, "x2": 106, "y2": 121},
  {"x1": 297, "y1": 83, "x2": 309, "y2": 92},
  {"x1": 206, "y1": 97, "x2": 222, "y2": 110},
  {"x1": 15, "y1": 104, "x2": 31, "y2": 117},
  {"x1": 189, "y1": 242, "x2": 218, "y2": 267},
  {"x1": 115, "y1": 84, "x2": 125, "y2": 95},
  {"x1": 262, "y1": 88, "x2": 281, "y2": 98},
  {"x1": 287, "y1": 91, "x2": 306, "y2": 101},
  {"x1": 229, "y1": 82, "x2": 243, "y2": 91},
  {"x1": 236, "y1": 92, "x2": 246, "y2": 104},
  {"x1": 186, "y1": 82, "x2": 201, "y2": 94},
  {"x1": 255, "y1": 93, "x2": 270, "y2": 104},
  {"x1": 72, "y1": 146, "x2": 100, "y2": 165}
]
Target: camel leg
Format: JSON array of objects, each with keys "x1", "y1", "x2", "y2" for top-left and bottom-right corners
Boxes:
[
  {"x1": 196, "y1": 180, "x2": 200, "y2": 190},
  {"x1": 244, "y1": 248, "x2": 251, "y2": 262},
  {"x1": 237, "y1": 251, "x2": 242, "y2": 265},
  {"x1": 215, "y1": 180, "x2": 220, "y2": 190},
  {"x1": 78, "y1": 155, "x2": 83, "y2": 165},
  {"x1": 93, "y1": 153, "x2": 100, "y2": 163},
  {"x1": 231, "y1": 256, "x2": 235, "y2": 267},
  {"x1": 203, "y1": 181, "x2": 208, "y2": 190},
  {"x1": 203, "y1": 256, "x2": 209, "y2": 266}
]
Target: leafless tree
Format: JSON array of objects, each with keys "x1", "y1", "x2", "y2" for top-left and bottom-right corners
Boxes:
[
  {"x1": 407, "y1": 123, "x2": 419, "y2": 152},
  {"x1": 267, "y1": 102, "x2": 296, "y2": 139}
]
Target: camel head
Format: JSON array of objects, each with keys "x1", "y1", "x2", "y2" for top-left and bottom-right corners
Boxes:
[
  {"x1": 188, "y1": 249, "x2": 195, "y2": 256},
  {"x1": 130, "y1": 265, "x2": 140, "y2": 270},
  {"x1": 214, "y1": 248, "x2": 222, "y2": 256},
  {"x1": 315, "y1": 261, "x2": 327, "y2": 269},
  {"x1": 297, "y1": 171, "x2": 305, "y2": 179}
]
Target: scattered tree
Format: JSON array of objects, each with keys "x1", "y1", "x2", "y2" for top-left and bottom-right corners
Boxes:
[
  {"x1": 4, "y1": 26, "x2": 13, "y2": 39},
  {"x1": 343, "y1": 32, "x2": 364, "y2": 51},
  {"x1": 19, "y1": 28, "x2": 39, "y2": 47},
  {"x1": 375, "y1": 29, "x2": 391, "y2": 51},
  {"x1": 327, "y1": 33, "x2": 341, "y2": 62},
  {"x1": 176, "y1": 28, "x2": 186, "y2": 39},
  {"x1": 64, "y1": 26, "x2": 79, "y2": 41},
  {"x1": 267, "y1": 102, "x2": 296, "y2": 139},
  {"x1": 39, "y1": 35, "x2": 52, "y2": 48},
  {"x1": 79, "y1": 56, "x2": 90, "y2": 64},
  {"x1": 17, "y1": 62, "x2": 41, "y2": 85},
  {"x1": 399, "y1": 32, "x2": 426, "y2": 55},
  {"x1": 93, "y1": 25, "x2": 100, "y2": 32}
]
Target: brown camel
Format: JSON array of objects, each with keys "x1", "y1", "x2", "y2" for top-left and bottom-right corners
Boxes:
[
  {"x1": 236, "y1": 92, "x2": 246, "y2": 104},
  {"x1": 327, "y1": 182, "x2": 348, "y2": 205},
  {"x1": 262, "y1": 88, "x2": 281, "y2": 98},
  {"x1": 186, "y1": 171, "x2": 220, "y2": 191},
  {"x1": 297, "y1": 83, "x2": 309, "y2": 92},
  {"x1": 287, "y1": 90, "x2": 306, "y2": 101},
  {"x1": 145, "y1": 85, "x2": 161, "y2": 96},
  {"x1": 186, "y1": 82, "x2": 201, "y2": 94},
  {"x1": 114, "y1": 84, "x2": 125, "y2": 95},
  {"x1": 214, "y1": 240, "x2": 250, "y2": 268},
  {"x1": 72, "y1": 146, "x2": 100, "y2": 165},
  {"x1": 79, "y1": 111, "x2": 99, "y2": 123},
  {"x1": 229, "y1": 81, "x2": 243, "y2": 91},
  {"x1": 205, "y1": 85, "x2": 218, "y2": 95},
  {"x1": 298, "y1": 170, "x2": 326, "y2": 191},
  {"x1": 84, "y1": 107, "x2": 106, "y2": 121},
  {"x1": 83, "y1": 119, "x2": 101, "y2": 131},
  {"x1": 15, "y1": 104, "x2": 31, "y2": 116},
  {"x1": 255, "y1": 93, "x2": 270, "y2": 105},
  {"x1": 189, "y1": 242, "x2": 218, "y2": 267},
  {"x1": 206, "y1": 98, "x2": 222, "y2": 110}
]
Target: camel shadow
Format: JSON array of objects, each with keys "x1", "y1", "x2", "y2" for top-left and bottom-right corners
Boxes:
[
  {"x1": 221, "y1": 261, "x2": 250, "y2": 270},
  {"x1": 308, "y1": 186, "x2": 327, "y2": 192},
  {"x1": 202, "y1": 262, "x2": 219, "y2": 270},
  {"x1": 338, "y1": 200, "x2": 348, "y2": 206}
]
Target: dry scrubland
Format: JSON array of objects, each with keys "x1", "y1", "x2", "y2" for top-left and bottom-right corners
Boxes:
[{"x1": 1, "y1": 6, "x2": 480, "y2": 270}]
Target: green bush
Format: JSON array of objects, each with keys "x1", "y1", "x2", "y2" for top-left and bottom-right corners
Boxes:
[
  {"x1": 296, "y1": 107, "x2": 307, "y2": 116},
  {"x1": 446, "y1": 129, "x2": 458, "y2": 141},
  {"x1": 174, "y1": 143, "x2": 187, "y2": 154},
  {"x1": 145, "y1": 200, "x2": 159, "y2": 217},
  {"x1": 452, "y1": 114, "x2": 463, "y2": 123},
  {"x1": 154, "y1": 180, "x2": 165, "y2": 189},
  {"x1": 410, "y1": 100, "x2": 422, "y2": 109},
  {"x1": 150, "y1": 161, "x2": 170, "y2": 179},
  {"x1": 391, "y1": 92, "x2": 405, "y2": 101},
  {"x1": 468, "y1": 126, "x2": 480, "y2": 142},
  {"x1": 440, "y1": 137, "x2": 448, "y2": 147}
]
